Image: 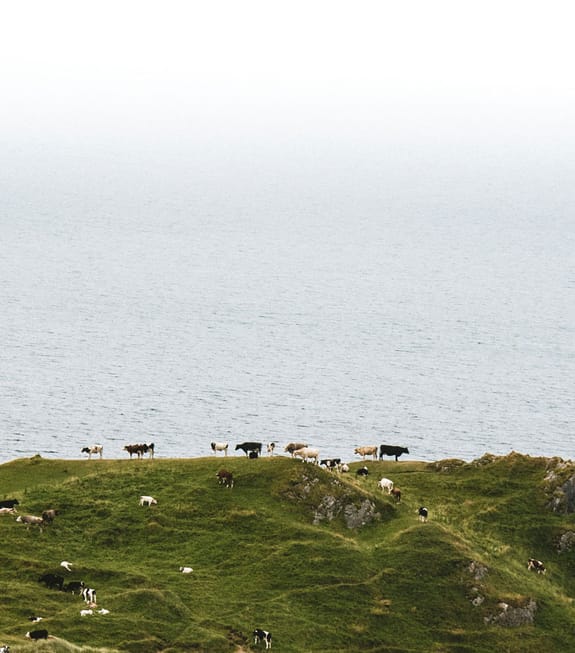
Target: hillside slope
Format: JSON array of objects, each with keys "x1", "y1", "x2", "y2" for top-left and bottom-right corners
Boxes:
[{"x1": 1, "y1": 453, "x2": 575, "y2": 652}]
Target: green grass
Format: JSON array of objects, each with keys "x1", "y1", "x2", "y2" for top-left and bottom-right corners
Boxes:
[{"x1": 1, "y1": 452, "x2": 575, "y2": 651}]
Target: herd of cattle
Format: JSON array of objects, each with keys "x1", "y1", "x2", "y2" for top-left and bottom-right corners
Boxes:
[{"x1": 0, "y1": 439, "x2": 548, "y2": 650}]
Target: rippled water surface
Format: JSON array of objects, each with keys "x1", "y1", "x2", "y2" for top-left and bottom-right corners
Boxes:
[{"x1": 1, "y1": 144, "x2": 573, "y2": 464}]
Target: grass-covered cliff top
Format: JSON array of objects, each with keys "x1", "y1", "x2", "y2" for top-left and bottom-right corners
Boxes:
[{"x1": 1, "y1": 452, "x2": 575, "y2": 652}]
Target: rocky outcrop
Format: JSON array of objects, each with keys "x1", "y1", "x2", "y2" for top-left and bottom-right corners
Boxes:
[{"x1": 485, "y1": 599, "x2": 537, "y2": 627}]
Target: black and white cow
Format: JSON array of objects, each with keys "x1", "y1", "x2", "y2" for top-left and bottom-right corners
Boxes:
[
  {"x1": 379, "y1": 444, "x2": 409, "y2": 461},
  {"x1": 26, "y1": 629, "x2": 49, "y2": 640},
  {"x1": 418, "y1": 507, "x2": 428, "y2": 522},
  {"x1": 356, "y1": 466, "x2": 369, "y2": 477},
  {"x1": 320, "y1": 458, "x2": 341, "y2": 471},
  {"x1": 81, "y1": 445, "x2": 103, "y2": 459},
  {"x1": 211, "y1": 442, "x2": 229, "y2": 456},
  {"x1": 235, "y1": 442, "x2": 262, "y2": 457},
  {"x1": 253, "y1": 629, "x2": 272, "y2": 649},
  {"x1": 0, "y1": 644, "x2": 10, "y2": 652},
  {"x1": 64, "y1": 580, "x2": 85, "y2": 594},
  {"x1": 527, "y1": 558, "x2": 546, "y2": 574}
]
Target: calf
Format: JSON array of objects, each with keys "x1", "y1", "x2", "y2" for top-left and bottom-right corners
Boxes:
[
  {"x1": 390, "y1": 487, "x2": 402, "y2": 503},
  {"x1": 81, "y1": 444, "x2": 103, "y2": 459},
  {"x1": 235, "y1": 442, "x2": 262, "y2": 457},
  {"x1": 354, "y1": 445, "x2": 378, "y2": 460},
  {"x1": 253, "y1": 629, "x2": 272, "y2": 649},
  {"x1": 210, "y1": 442, "x2": 228, "y2": 456},
  {"x1": 418, "y1": 507, "x2": 428, "y2": 522},
  {"x1": 42, "y1": 509, "x2": 59, "y2": 523},
  {"x1": 527, "y1": 558, "x2": 546, "y2": 574},
  {"x1": 38, "y1": 573, "x2": 65, "y2": 591},
  {"x1": 139, "y1": 495, "x2": 158, "y2": 506},
  {"x1": 0, "y1": 507, "x2": 16, "y2": 515},
  {"x1": 266, "y1": 442, "x2": 276, "y2": 456},
  {"x1": 216, "y1": 469, "x2": 234, "y2": 488},
  {"x1": 82, "y1": 587, "x2": 97, "y2": 604},
  {"x1": 340, "y1": 463, "x2": 350, "y2": 473},
  {"x1": 377, "y1": 478, "x2": 394, "y2": 494},
  {"x1": 356, "y1": 466, "x2": 369, "y2": 477},
  {"x1": 179, "y1": 566, "x2": 193, "y2": 574},
  {"x1": 64, "y1": 580, "x2": 85, "y2": 594},
  {"x1": 26, "y1": 629, "x2": 49, "y2": 640},
  {"x1": 17, "y1": 515, "x2": 44, "y2": 529},
  {"x1": 80, "y1": 609, "x2": 93, "y2": 616},
  {"x1": 379, "y1": 444, "x2": 409, "y2": 461}
]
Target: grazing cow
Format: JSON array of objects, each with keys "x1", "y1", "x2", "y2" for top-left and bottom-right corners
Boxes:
[
  {"x1": 64, "y1": 580, "x2": 85, "y2": 594},
  {"x1": 267, "y1": 442, "x2": 276, "y2": 456},
  {"x1": 249, "y1": 450, "x2": 259, "y2": 459},
  {"x1": 28, "y1": 616, "x2": 42, "y2": 623},
  {"x1": 139, "y1": 495, "x2": 158, "y2": 506},
  {"x1": 390, "y1": 487, "x2": 402, "y2": 503},
  {"x1": 17, "y1": 515, "x2": 44, "y2": 529},
  {"x1": 81, "y1": 587, "x2": 97, "y2": 604},
  {"x1": 356, "y1": 466, "x2": 369, "y2": 477},
  {"x1": 211, "y1": 442, "x2": 229, "y2": 456},
  {"x1": 38, "y1": 573, "x2": 64, "y2": 591},
  {"x1": 26, "y1": 629, "x2": 49, "y2": 640},
  {"x1": 377, "y1": 478, "x2": 394, "y2": 494},
  {"x1": 253, "y1": 629, "x2": 272, "y2": 649},
  {"x1": 0, "y1": 499, "x2": 19, "y2": 509},
  {"x1": 179, "y1": 566, "x2": 193, "y2": 574},
  {"x1": 527, "y1": 558, "x2": 546, "y2": 574},
  {"x1": 284, "y1": 442, "x2": 308, "y2": 457},
  {"x1": 418, "y1": 507, "x2": 428, "y2": 522},
  {"x1": 354, "y1": 445, "x2": 378, "y2": 460},
  {"x1": 81, "y1": 444, "x2": 103, "y2": 459},
  {"x1": 320, "y1": 458, "x2": 341, "y2": 472},
  {"x1": 41, "y1": 509, "x2": 59, "y2": 523},
  {"x1": 293, "y1": 447, "x2": 320, "y2": 464},
  {"x1": 60, "y1": 561, "x2": 73, "y2": 572},
  {"x1": 235, "y1": 442, "x2": 262, "y2": 457},
  {"x1": 216, "y1": 469, "x2": 234, "y2": 488},
  {"x1": 379, "y1": 444, "x2": 409, "y2": 461}
]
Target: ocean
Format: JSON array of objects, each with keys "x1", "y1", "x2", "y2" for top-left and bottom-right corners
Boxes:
[{"x1": 1, "y1": 138, "x2": 573, "y2": 465}]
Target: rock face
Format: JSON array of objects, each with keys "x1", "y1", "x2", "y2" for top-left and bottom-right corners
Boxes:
[
  {"x1": 342, "y1": 499, "x2": 380, "y2": 529},
  {"x1": 544, "y1": 459, "x2": 575, "y2": 513},
  {"x1": 485, "y1": 599, "x2": 537, "y2": 627}
]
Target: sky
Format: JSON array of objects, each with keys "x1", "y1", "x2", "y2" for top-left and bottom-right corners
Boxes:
[{"x1": 1, "y1": 1, "x2": 574, "y2": 157}]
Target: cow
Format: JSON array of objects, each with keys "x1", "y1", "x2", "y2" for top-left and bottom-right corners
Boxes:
[
  {"x1": 60, "y1": 561, "x2": 73, "y2": 572},
  {"x1": 28, "y1": 616, "x2": 42, "y2": 623},
  {"x1": 179, "y1": 566, "x2": 193, "y2": 574},
  {"x1": 253, "y1": 629, "x2": 272, "y2": 649},
  {"x1": 211, "y1": 442, "x2": 228, "y2": 456},
  {"x1": 391, "y1": 487, "x2": 402, "y2": 503},
  {"x1": 80, "y1": 609, "x2": 93, "y2": 616},
  {"x1": 16, "y1": 515, "x2": 44, "y2": 529},
  {"x1": 38, "y1": 573, "x2": 64, "y2": 591},
  {"x1": 81, "y1": 445, "x2": 103, "y2": 459},
  {"x1": 320, "y1": 458, "x2": 341, "y2": 471},
  {"x1": 139, "y1": 495, "x2": 158, "y2": 506},
  {"x1": 418, "y1": 507, "x2": 428, "y2": 522},
  {"x1": 356, "y1": 466, "x2": 369, "y2": 477},
  {"x1": 0, "y1": 499, "x2": 19, "y2": 509},
  {"x1": 293, "y1": 447, "x2": 320, "y2": 464},
  {"x1": 284, "y1": 442, "x2": 308, "y2": 457},
  {"x1": 64, "y1": 580, "x2": 85, "y2": 594},
  {"x1": 249, "y1": 450, "x2": 259, "y2": 459},
  {"x1": 235, "y1": 442, "x2": 262, "y2": 457},
  {"x1": 267, "y1": 442, "x2": 276, "y2": 456},
  {"x1": 26, "y1": 629, "x2": 49, "y2": 640},
  {"x1": 379, "y1": 444, "x2": 409, "y2": 461},
  {"x1": 0, "y1": 507, "x2": 16, "y2": 515},
  {"x1": 377, "y1": 478, "x2": 394, "y2": 494},
  {"x1": 81, "y1": 587, "x2": 97, "y2": 604},
  {"x1": 527, "y1": 558, "x2": 546, "y2": 574},
  {"x1": 0, "y1": 645, "x2": 10, "y2": 652},
  {"x1": 41, "y1": 509, "x2": 59, "y2": 523},
  {"x1": 216, "y1": 469, "x2": 234, "y2": 488},
  {"x1": 124, "y1": 443, "x2": 154, "y2": 459},
  {"x1": 354, "y1": 445, "x2": 378, "y2": 460},
  {"x1": 340, "y1": 463, "x2": 350, "y2": 473}
]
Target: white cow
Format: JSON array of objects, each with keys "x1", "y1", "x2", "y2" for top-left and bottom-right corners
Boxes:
[
  {"x1": 293, "y1": 447, "x2": 320, "y2": 464},
  {"x1": 139, "y1": 495, "x2": 158, "y2": 506},
  {"x1": 377, "y1": 478, "x2": 394, "y2": 494}
]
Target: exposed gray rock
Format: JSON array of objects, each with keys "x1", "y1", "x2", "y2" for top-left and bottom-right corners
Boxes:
[
  {"x1": 485, "y1": 599, "x2": 537, "y2": 627},
  {"x1": 313, "y1": 495, "x2": 342, "y2": 525},
  {"x1": 468, "y1": 561, "x2": 489, "y2": 581},
  {"x1": 557, "y1": 531, "x2": 575, "y2": 552},
  {"x1": 343, "y1": 499, "x2": 380, "y2": 529}
]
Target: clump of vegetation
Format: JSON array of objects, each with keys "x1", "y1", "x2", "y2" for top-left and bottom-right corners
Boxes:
[{"x1": 1, "y1": 453, "x2": 575, "y2": 651}]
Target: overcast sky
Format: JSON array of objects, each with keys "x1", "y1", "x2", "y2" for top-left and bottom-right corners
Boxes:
[{"x1": 1, "y1": 1, "x2": 574, "y2": 154}]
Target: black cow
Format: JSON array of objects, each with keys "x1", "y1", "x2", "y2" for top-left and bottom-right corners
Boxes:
[
  {"x1": 38, "y1": 573, "x2": 64, "y2": 591},
  {"x1": 379, "y1": 445, "x2": 409, "y2": 461},
  {"x1": 64, "y1": 580, "x2": 85, "y2": 594},
  {"x1": 253, "y1": 629, "x2": 272, "y2": 649},
  {"x1": 0, "y1": 499, "x2": 19, "y2": 509},
  {"x1": 235, "y1": 442, "x2": 262, "y2": 457},
  {"x1": 26, "y1": 629, "x2": 48, "y2": 640}
]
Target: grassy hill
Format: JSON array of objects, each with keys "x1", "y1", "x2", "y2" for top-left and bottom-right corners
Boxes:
[{"x1": 1, "y1": 452, "x2": 575, "y2": 652}]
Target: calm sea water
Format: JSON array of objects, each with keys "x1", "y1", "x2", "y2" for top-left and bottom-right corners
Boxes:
[{"x1": 1, "y1": 140, "x2": 573, "y2": 464}]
